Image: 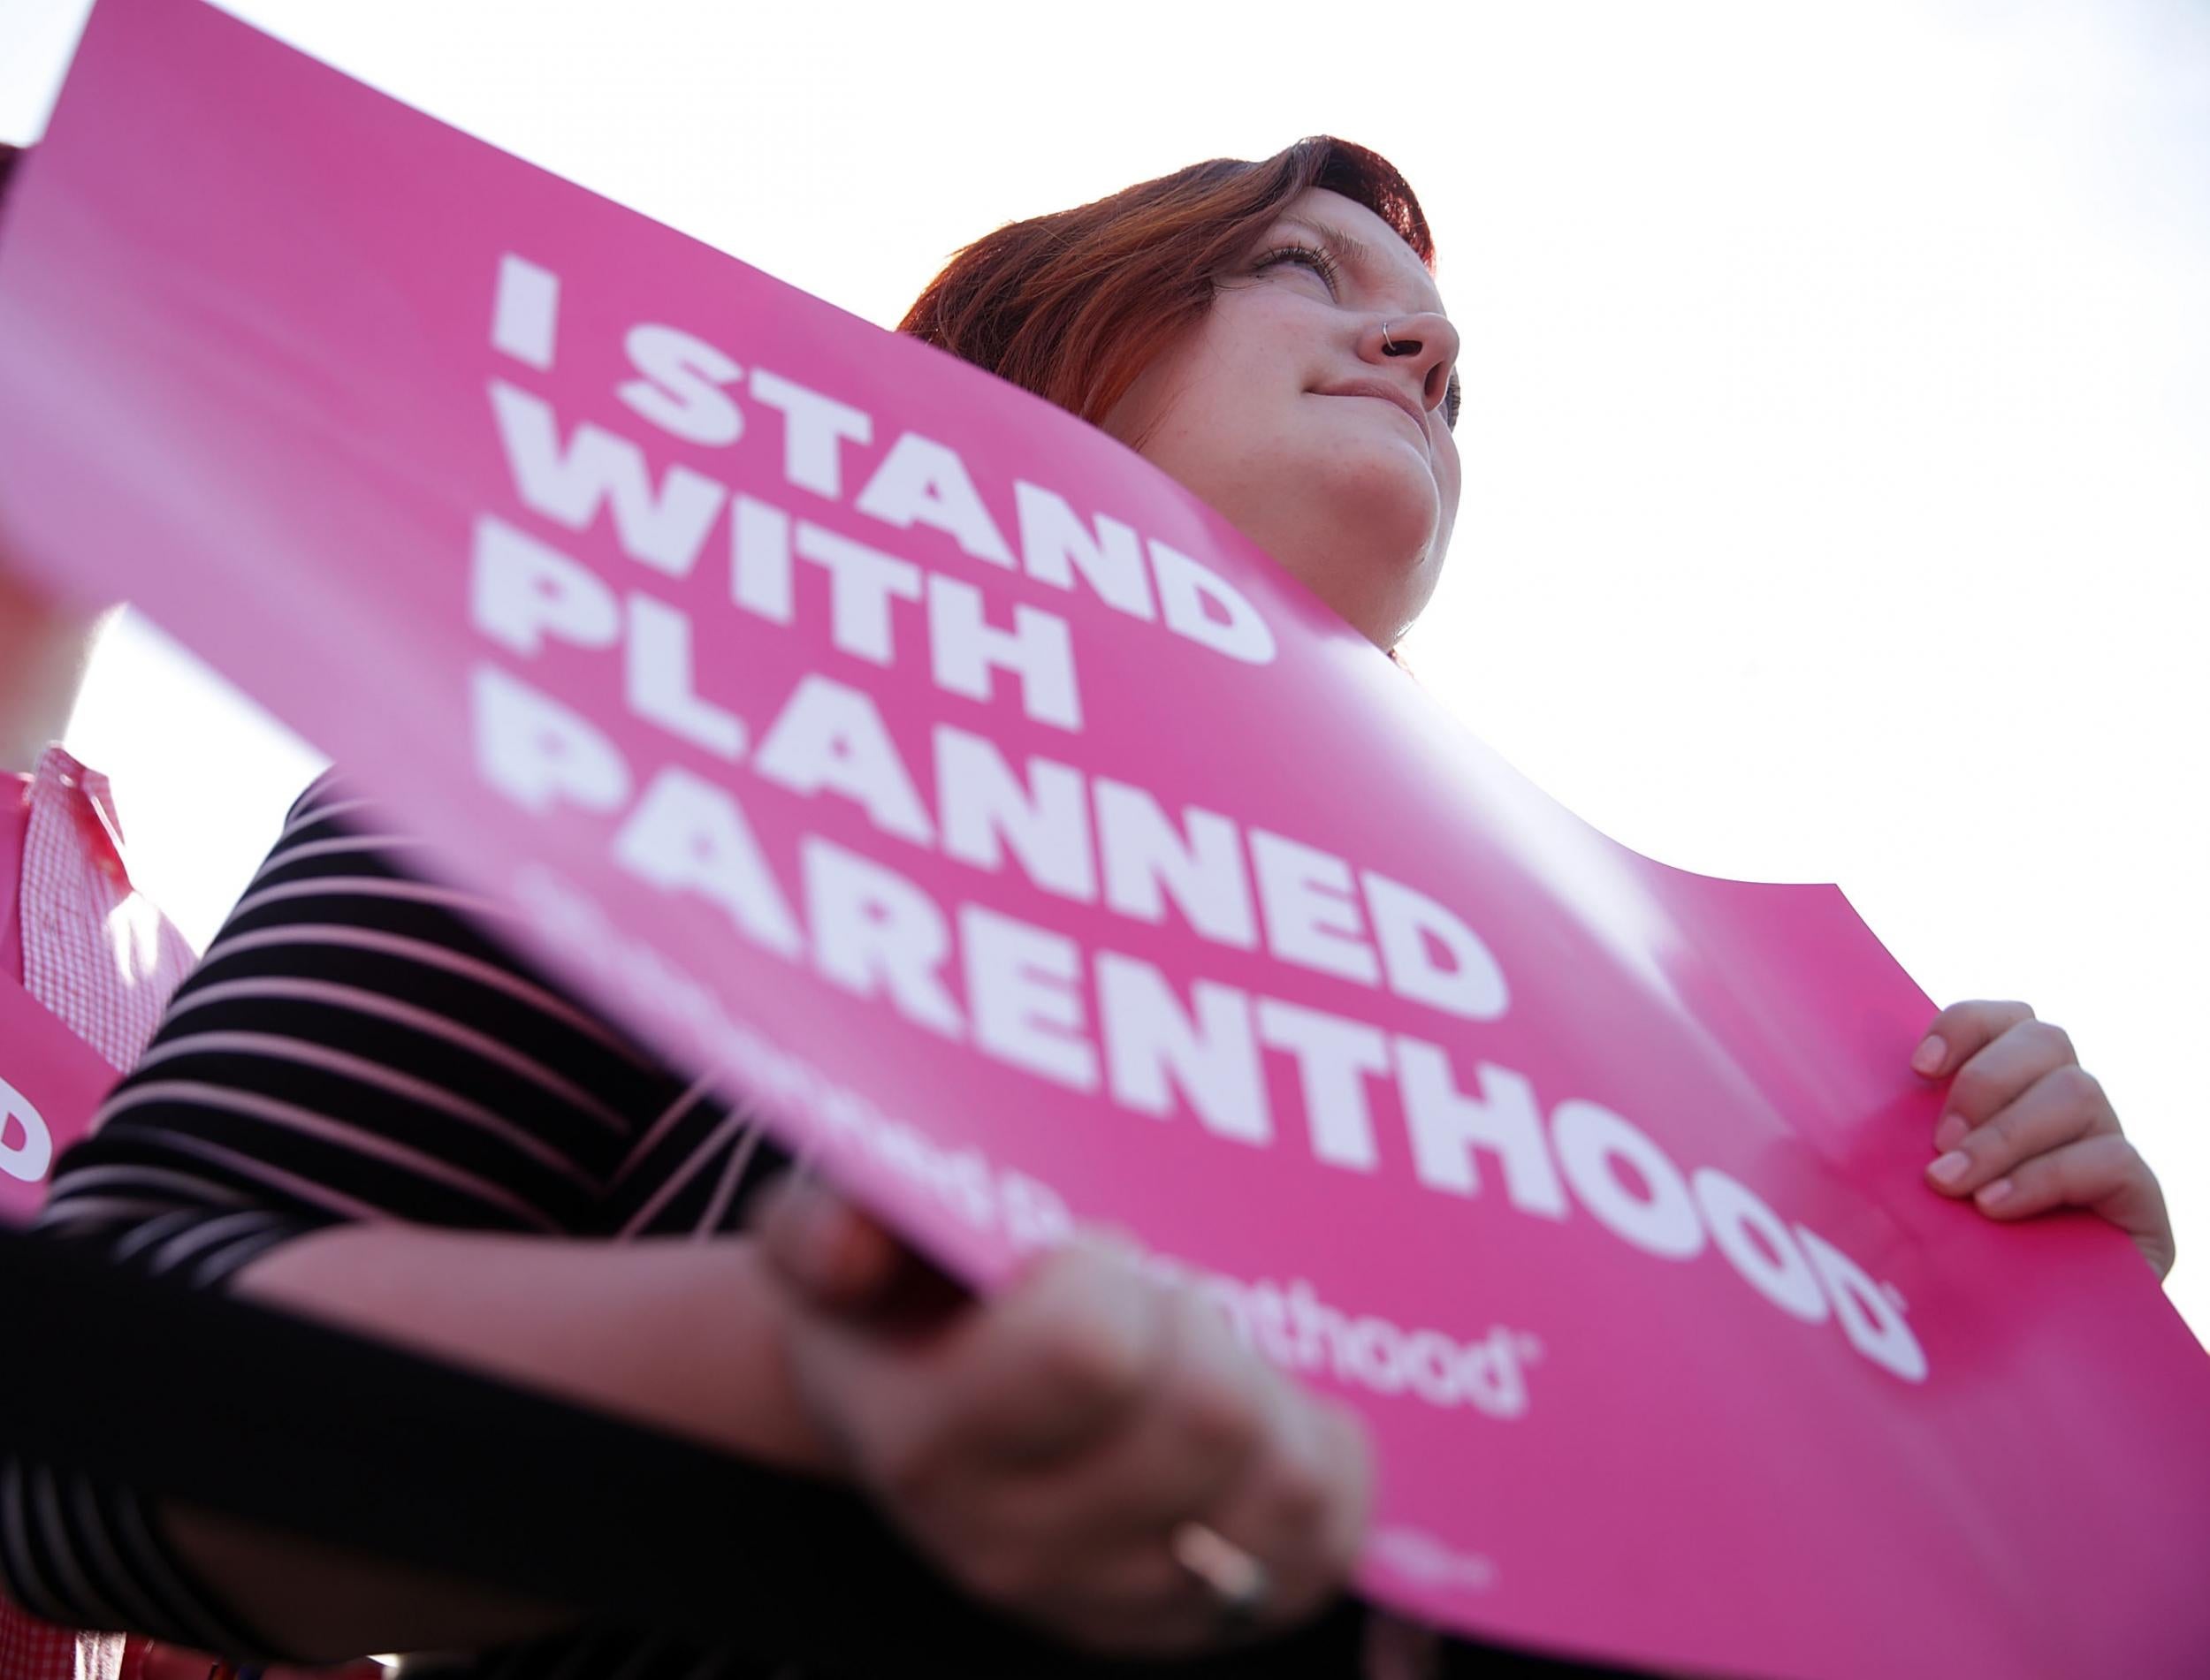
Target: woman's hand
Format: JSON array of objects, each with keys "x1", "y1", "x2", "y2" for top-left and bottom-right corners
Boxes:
[
  {"x1": 1912, "y1": 1000, "x2": 2173, "y2": 1278},
  {"x1": 754, "y1": 1178, "x2": 1372, "y2": 1656}
]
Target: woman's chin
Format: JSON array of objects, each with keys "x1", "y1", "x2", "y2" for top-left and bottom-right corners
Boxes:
[
  {"x1": 1212, "y1": 453, "x2": 1439, "y2": 618},
  {"x1": 1325, "y1": 447, "x2": 1441, "y2": 538},
  {"x1": 1313, "y1": 476, "x2": 1440, "y2": 579},
  {"x1": 1269, "y1": 532, "x2": 1438, "y2": 650}
]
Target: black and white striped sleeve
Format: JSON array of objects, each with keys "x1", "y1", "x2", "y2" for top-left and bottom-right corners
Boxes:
[
  {"x1": 41, "y1": 775, "x2": 674, "y2": 1263},
  {"x1": 1, "y1": 773, "x2": 710, "y2": 1653}
]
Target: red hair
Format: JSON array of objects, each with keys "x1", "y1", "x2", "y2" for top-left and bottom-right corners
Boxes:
[{"x1": 898, "y1": 137, "x2": 1435, "y2": 428}]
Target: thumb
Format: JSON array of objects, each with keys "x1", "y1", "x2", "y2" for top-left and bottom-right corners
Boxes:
[{"x1": 751, "y1": 1174, "x2": 910, "y2": 1311}]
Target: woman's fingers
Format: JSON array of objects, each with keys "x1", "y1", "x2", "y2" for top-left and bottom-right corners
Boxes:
[
  {"x1": 1912, "y1": 1003, "x2": 2176, "y2": 1280},
  {"x1": 1967, "y1": 1130, "x2": 2139, "y2": 1218},
  {"x1": 970, "y1": 1291, "x2": 1369, "y2": 1653},
  {"x1": 1924, "y1": 1061, "x2": 2115, "y2": 1197},
  {"x1": 751, "y1": 1176, "x2": 912, "y2": 1311},
  {"x1": 923, "y1": 1241, "x2": 1169, "y2": 1467},
  {"x1": 1009, "y1": 1279, "x2": 1348, "y2": 1559},
  {"x1": 816, "y1": 1239, "x2": 1163, "y2": 1500},
  {"x1": 1911, "y1": 999, "x2": 2035, "y2": 1084},
  {"x1": 1187, "y1": 1385, "x2": 1371, "y2": 1625},
  {"x1": 1010, "y1": 1281, "x2": 1268, "y2": 1535},
  {"x1": 1969, "y1": 1133, "x2": 2173, "y2": 1271},
  {"x1": 774, "y1": 1232, "x2": 1368, "y2": 1655},
  {"x1": 1929, "y1": 1017, "x2": 2082, "y2": 1150}
]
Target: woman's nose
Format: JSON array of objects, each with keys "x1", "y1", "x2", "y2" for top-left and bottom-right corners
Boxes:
[{"x1": 1368, "y1": 312, "x2": 1461, "y2": 414}]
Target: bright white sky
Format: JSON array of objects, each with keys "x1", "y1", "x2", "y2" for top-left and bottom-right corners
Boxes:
[{"x1": 4, "y1": 0, "x2": 2206, "y2": 1339}]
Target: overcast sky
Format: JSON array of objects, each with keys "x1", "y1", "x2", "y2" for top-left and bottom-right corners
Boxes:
[{"x1": 5, "y1": 0, "x2": 2206, "y2": 1338}]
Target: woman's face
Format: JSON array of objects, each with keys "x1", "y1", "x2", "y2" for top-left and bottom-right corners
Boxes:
[{"x1": 1103, "y1": 187, "x2": 1462, "y2": 649}]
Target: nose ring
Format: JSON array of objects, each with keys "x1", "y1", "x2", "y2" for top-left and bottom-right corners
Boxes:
[{"x1": 1380, "y1": 322, "x2": 1400, "y2": 354}]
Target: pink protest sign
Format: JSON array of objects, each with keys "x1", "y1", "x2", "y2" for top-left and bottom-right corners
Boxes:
[
  {"x1": 3, "y1": 1, "x2": 2206, "y2": 1673},
  {"x1": 0, "y1": 974, "x2": 118, "y2": 1225}
]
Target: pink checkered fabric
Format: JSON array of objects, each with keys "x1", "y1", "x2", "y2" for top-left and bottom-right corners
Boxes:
[
  {"x1": 1, "y1": 746, "x2": 194, "y2": 1680},
  {"x1": 16, "y1": 746, "x2": 195, "y2": 1070},
  {"x1": 0, "y1": 1617, "x2": 119, "y2": 1680}
]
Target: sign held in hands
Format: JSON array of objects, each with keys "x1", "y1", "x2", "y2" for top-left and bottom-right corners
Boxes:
[{"x1": 1, "y1": 2, "x2": 2206, "y2": 1674}]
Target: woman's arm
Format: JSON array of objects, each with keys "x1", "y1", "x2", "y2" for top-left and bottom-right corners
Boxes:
[
  {"x1": 159, "y1": 1223, "x2": 834, "y2": 1661},
  {"x1": 4, "y1": 777, "x2": 809, "y2": 1659},
  {"x1": 153, "y1": 1197, "x2": 1371, "y2": 1669}
]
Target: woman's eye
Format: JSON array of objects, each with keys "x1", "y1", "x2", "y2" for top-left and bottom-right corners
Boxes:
[{"x1": 1253, "y1": 242, "x2": 1342, "y2": 293}]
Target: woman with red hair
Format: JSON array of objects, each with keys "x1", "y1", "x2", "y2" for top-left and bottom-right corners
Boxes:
[
  {"x1": 902, "y1": 138, "x2": 1461, "y2": 653},
  {"x1": 0, "y1": 135, "x2": 2169, "y2": 1680}
]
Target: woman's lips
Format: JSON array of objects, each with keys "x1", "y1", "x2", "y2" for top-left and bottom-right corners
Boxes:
[{"x1": 1317, "y1": 379, "x2": 1430, "y2": 445}]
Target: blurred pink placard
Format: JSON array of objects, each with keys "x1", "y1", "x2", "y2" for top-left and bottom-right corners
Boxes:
[
  {"x1": 2, "y1": 2, "x2": 2206, "y2": 1673},
  {"x1": 0, "y1": 976, "x2": 116, "y2": 1224}
]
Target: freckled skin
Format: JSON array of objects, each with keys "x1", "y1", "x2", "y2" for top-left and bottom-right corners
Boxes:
[{"x1": 1103, "y1": 188, "x2": 1464, "y2": 649}]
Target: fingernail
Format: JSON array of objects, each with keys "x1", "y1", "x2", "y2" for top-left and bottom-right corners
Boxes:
[
  {"x1": 1911, "y1": 1035, "x2": 1947, "y2": 1076},
  {"x1": 1932, "y1": 1113, "x2": 1969, "y2": 1153},
  {"x1": 1977, "y1": 1177, "x2": 2014, "y2": 1208},
  {"x1": 1927, "y1": 1151, "x2": 1971, "y2": 1189}
]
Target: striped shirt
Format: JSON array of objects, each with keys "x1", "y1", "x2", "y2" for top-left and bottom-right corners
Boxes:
[
  {"x1": 1, "y1": 746, "x2": 198, "y2": 1680},
  {"x1": 3, "y1": 777, "x2": 1606, "y2": 1680},
  {"x1": 2, "y1": 775, "x2": 796, "y2": 1677}
]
